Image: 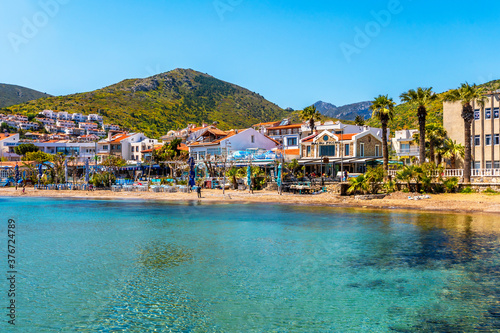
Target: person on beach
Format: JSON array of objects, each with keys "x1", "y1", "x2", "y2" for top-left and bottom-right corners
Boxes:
[
  {"x1": 196, "y1": 185, "x2": 202, "y2": 198},
  {"x1": 22, "y1": 182, "x2": 26, "y2": 194}
]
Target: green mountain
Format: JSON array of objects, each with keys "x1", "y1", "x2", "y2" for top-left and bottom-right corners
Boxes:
[
  {"x1": 0, "y1": 83, "x2": 51, "y2": 108},
  {"x1": 3, "y1": 69, "x2": 290, "y2": 137},
  {"x1": 365, "y1": 80, "x2": 500, "y2": 132}
]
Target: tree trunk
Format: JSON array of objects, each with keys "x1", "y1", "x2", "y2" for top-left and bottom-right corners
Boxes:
[
  {"x1": 463, "y1": 118, "x2": 472, "y2": 183},
  {"x1": 309, "y1": 118, "x2": 315, "y2": 135},
  {"x1": 418, "y1": 107, "x2": 426, "y2": 164},
  {"x1": 382, "y1": 122, "x2": 389, "y2": 178},
  {"x1": 462, "y1": 103, "x2": 474, "y2": 183},
  {"x1": 429, "y1": 143, "x2": 435, "y2": 164}
]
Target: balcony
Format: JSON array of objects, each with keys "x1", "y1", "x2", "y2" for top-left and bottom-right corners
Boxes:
[{"x1": 395, "y1": 148, "x2": 419, "y2": 157}]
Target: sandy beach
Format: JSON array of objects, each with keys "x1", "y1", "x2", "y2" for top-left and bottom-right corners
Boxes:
[{"x1": 2, "y1": 187, "x2": 500, "y2": 215}]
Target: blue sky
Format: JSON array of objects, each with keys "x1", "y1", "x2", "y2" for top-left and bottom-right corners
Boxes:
[{"x1": 1, "y1": 0, "x2": 500, "y2": 109}]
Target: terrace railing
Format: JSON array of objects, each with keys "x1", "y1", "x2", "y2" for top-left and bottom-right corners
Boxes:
[{"x1": 388, "y1": 169, "x2": 500, "y2": 178}]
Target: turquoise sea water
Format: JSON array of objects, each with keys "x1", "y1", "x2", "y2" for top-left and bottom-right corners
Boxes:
[{"x1": 1, "y1": 197, "x2": 500, "y2": 332}]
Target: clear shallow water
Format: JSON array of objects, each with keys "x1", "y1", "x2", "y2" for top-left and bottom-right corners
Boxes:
[{"x1": 1, "y1": 198, "x2": 500, "y2": 332}]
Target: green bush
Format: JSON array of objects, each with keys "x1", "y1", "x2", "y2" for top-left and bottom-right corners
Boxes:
[
  {"x1": 460, "y1": 186, "x2": 475, "y2": 194},
  {"x1": 443, "y1": 177, "x2": 459, "y2": 193},
  {"x1": 483, "y1": 187, "x2": 498, "y2": 194}
]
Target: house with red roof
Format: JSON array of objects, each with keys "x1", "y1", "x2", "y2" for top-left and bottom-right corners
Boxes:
[
  {"x1": 299, "y1": 129, "x2": 383, "y2": 174},
  {"x1": 0, "y1": 133, "x2": 21, "y2": 161}
]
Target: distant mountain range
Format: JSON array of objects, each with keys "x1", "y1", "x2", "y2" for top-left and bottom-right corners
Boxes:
[
  {"x1": 4, "y1": 69, "x2": 291, "y2": 137},
  {"x1": 0, "y1": 83, "x2": 51, "y2": 108},
  {"x1": 314, "y1": 100, "x2": 372, "y2": 121}
]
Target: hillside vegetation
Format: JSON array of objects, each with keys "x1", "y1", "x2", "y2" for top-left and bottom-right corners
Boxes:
[
  {"x1": 4, "y1": 69, "x2": 290, "y2": 137},
  {"x1": 0, "y1": 84, "x2": 51, "y2": 108}
]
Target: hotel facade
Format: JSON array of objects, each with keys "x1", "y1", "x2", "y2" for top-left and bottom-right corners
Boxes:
[{"x1": 444, "y1": 90, "x2": 500, "y2": 170}]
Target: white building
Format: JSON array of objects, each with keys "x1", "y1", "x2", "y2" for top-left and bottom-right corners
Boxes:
[
  {"x1": 97, "y1": 132, "x2": 148, "y2": 162},
  {"x1": 130, "y1": 138, "x2": 159, "y2": 162},
  {"x1": 188, "y1": 127, "x2": 279, "y2": 161},
  {"x1": 71, "y1": 113, "x2": 88, "y2": 122},
  {"x1": 392, "y1": 129, "x2": 420, "y2": 163},
  {"x1": 56, "y1": 111, "x2": 70, "y2": 120},
  {"x1": 56, "y1": 120, "x2": 76, "y2": 128},
  {"x1": 104, "y1": 124, "x2": 120, "y2": 131},
  {"x1": 17, "y1": 121, "x2": 40, "y2": 131},
  {"x1": 35, "y1": 141, "x2": 97, "y2": 163},
  {"x1": 40, "y1": 110, "x2": 57, "y2": 119},
  {"x1": 0, "y1": 133, "x2": 20, "y2": 161},
  {"x1": 87, "y1": 114, "x2": 103, "y2": 123},
  {"x1": 79, "y1": 122, "x2": 98, "y2": 130}
]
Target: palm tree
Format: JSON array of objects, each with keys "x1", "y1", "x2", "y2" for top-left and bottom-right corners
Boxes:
[
  {"x1": 347, "y1": 175, "x2": 368, "y2": 195},
  {"x1": 425, "y1": 123, "x2": 447, "y2": 164},
  {"x1": 443, "y1": 139, "x2": 465, "y2": 169},
  {"x1": 400, "y1": 87, "x2": 437, "y2": 164},
  {"x1": 300, "y1": 105, "x2": 322, "y2": 135},
  {"x1": 443, "y1": 83, "x2": 487, "y2": 182},
  {"x1": 370, "y1": 95, "x2": 396, "y2": 175}
]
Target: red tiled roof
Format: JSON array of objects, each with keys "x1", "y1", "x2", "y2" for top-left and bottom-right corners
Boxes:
[
  {"x1": 253, "y1": 121, "x2": 280, "y2": 127},
  {"x1": 267, "y1": 124, "x2": 302, "y2": 130},
  {"x1": 0, "y1": 133, "x2": 17, "y2": 141}
]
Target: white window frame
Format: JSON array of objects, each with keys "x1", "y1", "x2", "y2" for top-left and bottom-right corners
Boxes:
[{"x1": 360, "y1": 143, "x2": 365, "y2": 157}]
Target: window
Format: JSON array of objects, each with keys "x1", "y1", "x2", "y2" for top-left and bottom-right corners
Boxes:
[
  {"x1": 494, "y1": 108, "x2": 499, "y2": 119},
  {"x1": 103, "y1": 145, "x2": 108, "y2": 151},
  {"x1": 486, "y1": 161, "x2": 492, "y2": 169},
  {"x1": 474, "y1": 161, "x2": 481, "y2": 169},
  {"x1": 207, "y1": 148, "x2": 222, "y2": 156},
  {"x1": 375, "y1": 145, "x2": 380, "y2": 156},
  {"x1": 474, "y1": 135, "x2": 480, "y2": 146},
  {"x1": 494, "y1": 161, "x2": 500, "y2": 169},
  {"x1": 251, "y1": 135, "x2": 255, "y2": 143},
  {"x1": 323, "y1": 135, "x2": 329, "y2": 141},
  {"x1": 319, "y1": 145, "x2": 335, "y2": 157},
  {"x1": 287, "y1": 137, "x2": 298, "y2": 146},
  {"x1": 345, "y1": 144, "x2": 350, "y2": 156},
  {"x1": 306, "y1": 146, "x2": 311, "y2": 157},
  {"x1": 131, "y1": 147, "x2": 134, "y2": 152},
  {"x1": 474, "y1": 109, "x2": 480, "y2": 120},
  {"x1": 486, "y1": 134, "x2": 492, "y2": 146},
  {"x1": 496, "y1": 134, "x2": 500, "y2": 145},
  {"x1": 360, "y1": 143, "x2": 365, "y2": 157},
  {"x1": 401, "y1": 143, "x2": 410, "y2": 153},
  {"x1": 486, "y1": 108, "x2": 492, "y2": 119},
  {"x1": 136, "y1": 147, "x2": 139, "y2": 152}
]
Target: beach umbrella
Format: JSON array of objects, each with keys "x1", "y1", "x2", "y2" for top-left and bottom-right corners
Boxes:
[
  {"x1": 85, "y1": 159, "x2": 89, "y2": 184},
  {"x1": 188, "y1": 157, "x2": 196, "y2": 187},
  {"x1": 247, "y1": 165, "x2": 251, "y2": 188},
  {"x1": 64, "y1": 159, "x2": 68, "y2": 184}
]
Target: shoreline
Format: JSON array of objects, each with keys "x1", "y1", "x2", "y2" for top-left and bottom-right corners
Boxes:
[{"x1": 2, "y1": 187, "x2": 500, "y2": 215}]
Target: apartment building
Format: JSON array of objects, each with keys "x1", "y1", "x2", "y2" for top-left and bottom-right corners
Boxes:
[
  {"x1": 444, "y1": 90, "x2": 500, "y2": 169},
  {"x1": 392, "y1": 129, "x2": 419, "y2": 164}
]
